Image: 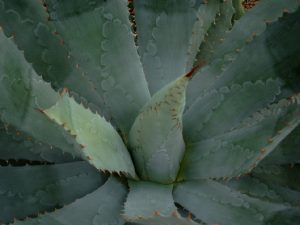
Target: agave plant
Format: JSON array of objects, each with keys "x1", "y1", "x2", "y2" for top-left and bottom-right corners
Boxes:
[{"x1": 0, "y1": 0, "x2": 300, "y2": 224}]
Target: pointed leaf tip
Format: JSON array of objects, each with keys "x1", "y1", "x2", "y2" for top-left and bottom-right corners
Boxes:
[
  {"x1": 129, "y1": 74, "x2": 191, "y2": 183},
  {"x1": 185, "y1": 61, "x2": 206, "y2": 79},
  {"x1": 43, "y1": 92, "x2": 137, "y2": 178}
]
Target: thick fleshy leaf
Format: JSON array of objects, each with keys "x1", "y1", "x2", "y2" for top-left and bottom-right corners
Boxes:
[
  {"x1": 254, "y1": 165, "x2": 300, "y2": 206},
  {"x1": 262, "y1": 124, "x2": 300, "y2": 165},
  {"x1": 44, "y1": 0, "x2": 150, "y2": 135},
  {"x1": 266, "y1": 208, "x2": 300, "y2": 225},
  {"x1": 184, "y1": 79, "x2": 281, "y2": 142},
  {"x1": 44, "y1": 92, "x2": 136, "y2": 177},
  {"x1": 225, "y1": 164, "x2": 300, "y2": 207},
  {"x1": 184, "y1": 8, "x2": 300, "y2": 150},
  {"x1": 196, "y1": 0, "x2": 234, "y2": 63},
  {"x1": 224, "y1": 175, "x2": 293, "y2": 205},
  {"x1": 134, "y1": 0, "x2": 219, "y2": 93},
  {"x1": 174, "y1": 180, "x2": 288, "y2": 225},
  {"x1": 211, "y1": 7, "x2": 300, "y2": 95},
  {"x1": 124, "y1": 181, "x2": 176, "y2": 218},
  {"x1": 124, "y1": 181, "x2": 198, "y2": 225},
  {"x1": 185, "y1": 0, "x2": 220, "y2": 71},
  {"x1": 0, "y1": 122, "x2": 74, "y2": 163},
  {"x1": 0, "y1": 161, "x2": 105, "y2": 224},
  {"x1": 0, "y1": 0, "x2": 104, "y2": 114},
  {"x1": 186, "y1": 1, "x2": 300, "y2": 111},
  {"x1": 11, "y1": 176, "x2": 127, "y2": 225},
  {"x1": 129, "y1": 73, "x2": 194, "y2": 183},
  {"x1": 232, "y1": 0, "x2": 245, "y2": 20},
  {"x1": 0, "y1": 29, "x2": 82, "y2": 158},
  {"x1": 214, "y1": 0, "x2": 299, "y2": 63},
  {"x1": 179, "y1": 96, "x2": 300, "y2": 180}
]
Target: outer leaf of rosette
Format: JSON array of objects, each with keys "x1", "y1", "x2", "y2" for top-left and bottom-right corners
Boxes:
[
  {"x1": 129, "y1": 72, "x2": 192, "y2": 184},
  {"x1": 43, "y1": 91, "x2": 137, "y2": 178}
]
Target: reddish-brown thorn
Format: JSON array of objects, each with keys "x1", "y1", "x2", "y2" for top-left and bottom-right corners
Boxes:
[
  {"x1": 34, "y1": 108, "x2": 45, "y2": 114},
  {"x1": 283, "y1": 8, "x2": 289, "y2": 13},
  {"x1": 60, "y1": 87, "x2": 69, "y2": 96},
  {"x1": 154, "y1": 211, "x2": 160, "y2": 216}
]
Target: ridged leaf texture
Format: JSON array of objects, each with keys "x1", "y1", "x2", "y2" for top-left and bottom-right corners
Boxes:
[
  {"x1": 0, "y1": 0, "x2": 299, "y2": 224},
  {"x1": 43, "y1": 91, "x2": 137, "y2": 177}
]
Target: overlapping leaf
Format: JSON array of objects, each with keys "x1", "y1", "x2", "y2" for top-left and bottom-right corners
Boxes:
[
  {"x1": 0, "y1": 0, "x2": 104, "y2": 114},
  {"x1": 124, "y1": 181, "x2": 199, "y2": 225},
  {"x1": 0, "y1": 162, "x2": 105, "y2": 224},
  {"x1": 225, "y1": 164, "x2": 300, "y2": 207},
  {"x1": 11, "y1": 176, "x2": 126, "y2": 225},
  {"x1": 134, "y1": 0, "x2": 221, "y2": 93},
  {"x1": 179, "y1": 95, "x2": 300, "y2": 180},
  {"x1": 45, "y1": 0, "x2": 150, "y2": 134},
  {"x1": 262, "y1": 121, "x2": 300, "y2": 165},
  {"x1": 174, "y1": 180, "x2": 288, "y2": 225},
  {"x1": 0, "y1": 122, "x2": 73, "y2": 162},
  {"x1": 44, "y1": 92, "x2": 136, "y2": 177},
  {"x1": 0, "y1": 1, "x2": 299, "y2": 225},
  {"x1": 0, "y1": 29, "x2": 81, "y2": 158},
  {"x1": 184, "y1": 79, "x2": 281, "y2": 142},
  {"x1": 196, "y1": 0, "x2": 234, "y2": 63},
  {"x1": 186, "y1": 0, "x2": 300, "y2": 110},
  {"x1": 129, "y1": 73, "x2": 193, "y2": 183}
]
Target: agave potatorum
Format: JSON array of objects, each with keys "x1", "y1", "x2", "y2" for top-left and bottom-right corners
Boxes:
[{"x1": 0, "y1": 0, "x2": 300, "y2": 224}]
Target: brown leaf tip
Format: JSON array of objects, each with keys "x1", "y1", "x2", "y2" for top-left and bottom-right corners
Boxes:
[
  {"x1": 283, "y1": 8, "x2": 289, "y2": 13},
  {"x1": 185, "y1": 61, "x2": 206, "y2": 79},
  {"x1": 34, "y1": 107, "x2": 45, "y2": 114}
]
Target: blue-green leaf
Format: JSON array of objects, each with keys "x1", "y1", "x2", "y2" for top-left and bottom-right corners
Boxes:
[
  {"x1": 0, "y1": 29, "x2": 81, "y2": 158},
  {"x1": 0, "y1": 0, "x2": 104, "y2": 114},
  {"x1": 129, "y1": 73, "x2": 192, "y2": 183},
  {"x1": 179, "y1": 96, "x2": 300, "y2": 180},
  {"x1": 0, "y1": 162, "x2": 105, "y2": 224},
  {"x1": 11, "y1": 176, "x2": 127, "y2": 225},
  {"x1": 174, "y1": 180, "x2": 288, "y2": 225},
  {"x1": 0, "y1": 122, "x2": 74, "y2": 163},
  {"x1": 262, "y1": 124, "x2": 300, "y2": 165},
  {"x1": 44, "y1": 92, "x2": 136, "y2": 177},
  {"x1": 124, "y1": 181, "x2": 199, "y2": 225},
  {"x1": 186, "y1": 1, "x2": 300, "y2": 111},
  {"x1": 184, "y1": 79, "x2": 281, "y2": 142},
  {"x1": 45, "y1": 0, "x2": 150, "y2": 134},
  {"x1": 232, "y1": 0, "x2": 244, "y2": 20},
  {"x1": 196, "y1": 0, "x2": 234, "y2": 63},
  {"x1": 134, "y1": 0, "x2": 219, "y2": 93},
  {"x1": 225, "y1": 164, "x2": 300, "y2": 206},
  {"x1": 214, "y1": 0, "x2": 299, "y2": 63}
]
